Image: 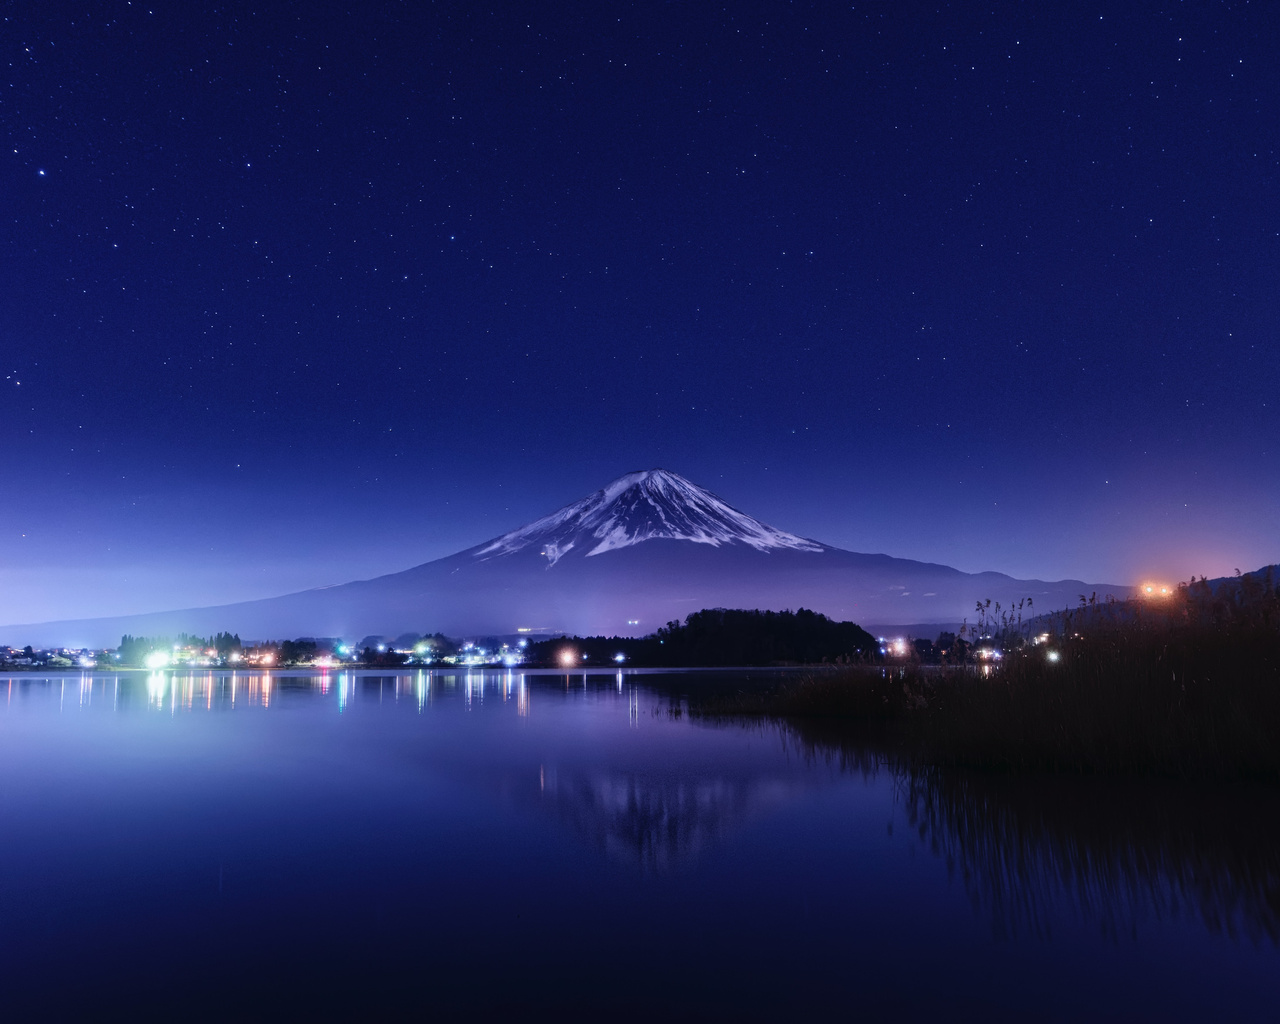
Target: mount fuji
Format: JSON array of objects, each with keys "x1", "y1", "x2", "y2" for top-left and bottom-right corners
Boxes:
[{"x1": 4, "y1": 469, "x2": 1131, "y2": 645}]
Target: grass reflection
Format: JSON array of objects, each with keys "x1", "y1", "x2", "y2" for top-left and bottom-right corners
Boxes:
[{"x1": 788, "y1": 721, "x2": 1280, "y2": 946}]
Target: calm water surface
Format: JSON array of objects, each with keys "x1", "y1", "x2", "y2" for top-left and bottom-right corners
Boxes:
[{"x1": 0, "y1": 669, "x2": 1276, "y2": 1021}]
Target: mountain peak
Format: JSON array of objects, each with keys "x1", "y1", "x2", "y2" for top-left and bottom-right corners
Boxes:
[{"x1": 474, "y1": 469, "x2": 824, "y2": 565}]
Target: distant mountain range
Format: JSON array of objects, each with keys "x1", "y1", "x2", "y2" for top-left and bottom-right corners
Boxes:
[{"x1": 3, "y1": 469, "x2": 1133, "y2": 646}]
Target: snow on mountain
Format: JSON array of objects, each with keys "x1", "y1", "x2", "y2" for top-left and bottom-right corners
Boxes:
[{"x1": 473, "y1": 469, "x2": 825, "y2": 565}]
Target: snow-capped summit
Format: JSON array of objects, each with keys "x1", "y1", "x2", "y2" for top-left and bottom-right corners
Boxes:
[{"x1": 474, "y1": 468, "x2": 825, "y2": 565}]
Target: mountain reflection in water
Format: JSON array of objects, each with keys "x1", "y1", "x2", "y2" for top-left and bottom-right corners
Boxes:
[
  {"x1": 789, "y1": 723, "x2": 1280, "y2": 947},
  {"x1": 536, "y1": 763, "x2": 795, "y2": 871}
]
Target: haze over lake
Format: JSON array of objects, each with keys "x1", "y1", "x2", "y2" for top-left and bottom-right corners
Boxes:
[{"x1": 1, "y1": 668, "x2": 1275, "y2": 1020}]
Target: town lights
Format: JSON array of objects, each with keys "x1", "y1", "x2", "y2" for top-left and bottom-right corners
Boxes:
[{"x1": 144, "y1": 650, "x2": 170, "y2": 669}]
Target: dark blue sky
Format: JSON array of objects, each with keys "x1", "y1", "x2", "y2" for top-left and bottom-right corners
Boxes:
[{"x1": 3, "y1": 1, "x2": 1277, "y2": 624}]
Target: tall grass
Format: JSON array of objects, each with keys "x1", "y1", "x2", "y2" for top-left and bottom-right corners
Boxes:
[{"x1": 694, "y1": 617, "x2": 1280, "y2": 781}]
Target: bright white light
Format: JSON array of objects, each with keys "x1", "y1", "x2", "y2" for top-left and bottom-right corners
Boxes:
[
  {"x1": 144, "y1": 650, "x2": 170, "y2": 669},
  {"x1": 614, "y1": 653, "x2": 626, "y2": 663},
  {"x1": 1046, "y1": 650, "x2": 1061, "y2": 663},
  {"x1": 559, "y1": 649, "x2": 576, "y2": 667}
]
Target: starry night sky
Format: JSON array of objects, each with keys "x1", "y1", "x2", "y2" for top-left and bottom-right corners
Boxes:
[{"x1": 3, "y1": 1, "x2": 1277, "y2": 624}]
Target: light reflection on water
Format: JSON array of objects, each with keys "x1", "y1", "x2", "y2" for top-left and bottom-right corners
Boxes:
[
  {"x1": 19, "y1": 668, "x2": 545, "y2": 716},
  {"x1": 44, "y1": 667, "x2": 670, "y2": 723},
  {"x1": 0, "y1": 669, "x2": 1276, "y2": 1020}
]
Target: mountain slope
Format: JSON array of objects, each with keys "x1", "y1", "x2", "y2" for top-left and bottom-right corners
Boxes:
[{"x1": 1, "y1": 469, "x2": 1133, "y2": 645}]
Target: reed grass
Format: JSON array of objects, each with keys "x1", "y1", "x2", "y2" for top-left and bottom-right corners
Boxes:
[{"x1": 693, "y1": 618, "x2": 1280, "y2": 781}]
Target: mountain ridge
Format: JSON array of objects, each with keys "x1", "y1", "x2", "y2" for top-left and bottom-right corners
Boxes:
[{"x1": 1, "y1": 469, "x2": 1134, "y2": 646}]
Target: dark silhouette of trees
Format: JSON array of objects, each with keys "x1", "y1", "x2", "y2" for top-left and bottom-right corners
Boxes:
[
  {"x1": 213, "y1": 632, "x2": 242, "y2": 657},
  {"x1": 527, "y1": 608, "x2": 878, "y2": 667},
  {"x1": 651, "y1": 608, "x2": 877, "y2": 666},
  {"x1": 279, "y1": 639, "x2": 318, "y2": 664},
  {"x1": 118, "y1": 634, "x2": 162, "y2": 665}
]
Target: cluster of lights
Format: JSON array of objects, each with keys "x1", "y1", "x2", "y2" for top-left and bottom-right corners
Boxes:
[
  {"x1": 1141, "y1": 583, "x2": 1172, "y2": 598},
  {"x1": 877, "y1": 637, "x2": 910, "y2": 657},
  {"x1": 553, "y1": 648, "x2": 627, "y2": 666},
  {"x1": 19, "y1": 633, "x2": 624, "y2": 673}
]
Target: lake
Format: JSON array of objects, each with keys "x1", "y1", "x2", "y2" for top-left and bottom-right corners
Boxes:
[{"x1": 0, "y1": 669, "x2": 1276, "y2": 1021}]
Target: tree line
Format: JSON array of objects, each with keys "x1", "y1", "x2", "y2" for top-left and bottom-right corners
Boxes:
[
  {"x1": 525, "y1": 608, "x2": 879, "y2": 667},
  {"x1": 118, "y1": 632, "x2": 242, "y2": 665}
]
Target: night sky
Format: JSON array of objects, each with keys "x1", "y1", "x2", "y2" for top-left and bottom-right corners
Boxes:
[{"x1": 3, "y1": 1, "x2": 1277, "y2": 625}]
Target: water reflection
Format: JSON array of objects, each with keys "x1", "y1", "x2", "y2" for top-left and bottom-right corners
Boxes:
[
  {"x1": 5, "y1": 670, "x2": 1277, "y2": 951},
  {"x1": 906, "y1": 769, "x2": 1280, "y2": 945},
  {"x1": 0, "y1": 669, "x2": 541, "y2": 716},
  {"x1": 536, "y1": 763, "x2": 794, "y2": 872},
  {"x1": 791, "y1": 723, "x2": 1280, "y2": 947}
]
